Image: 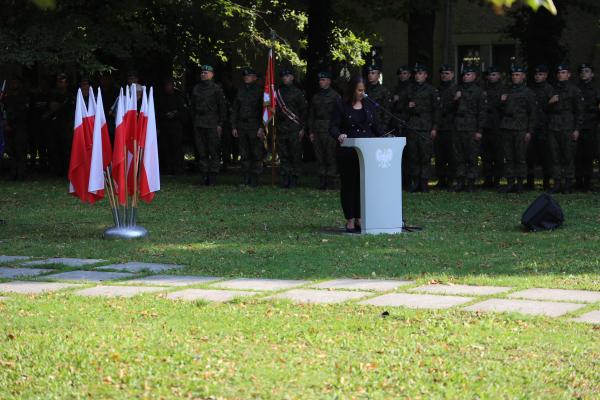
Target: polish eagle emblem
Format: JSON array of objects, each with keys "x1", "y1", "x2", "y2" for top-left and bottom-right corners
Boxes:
[{"x1": 376, "y1": 148, "x2": 393, "y2": 169}]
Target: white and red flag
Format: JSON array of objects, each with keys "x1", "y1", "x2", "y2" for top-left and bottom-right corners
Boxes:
[
  {"x1": 84, "y1": 86, "x2": 96, "y2": 145},
  {"x1": 112, "y1": 88, "x2": 127, "y2": 205},
  {"x1": 139, "y1": 87, "x2": 160, "y2": 202},
  {"x1": 262, "y1": 48, "x2": 276, "y2": 125},
  {"x1": 88, "y1": 89, "x2": 112, "y2": 201},
  {"x1": 68, "y1": 89, "x2": 90, "y2": 202},
  {"x1": 126, "y1": 84, "x2": 139, "y2": 194}
]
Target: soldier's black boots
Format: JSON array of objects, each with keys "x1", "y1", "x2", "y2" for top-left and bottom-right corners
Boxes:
[
  {"x1": 564, "y1": 178, "x2": 573, "y2": 194},
  {"x1": 526, "y1": 175, "x2": 535, "y2": 190},
  {"x1": 203, "y1": 175, "x2": 210, "y2": 186},
  {"x1": 420, "y1": 179, "x2": 429, "y2": 193},
  {"x1": 280, "y1": 175, "x2": 290, "y2": 189},
  {"x1": 549, "y1": 179, "x2": 562, "y2": 194},
  {"x1": 325, "y1": 177, "x2": 335, "y2": 190},
  {"x1": 248, "y1": 174, "x2": 259, "y2": 188},
  {"x1": 482, "y1": 176, "x2": 494, "y2": 189},
  {"x1": 515, "y1": 178, "x2": 524, "y2": 193},
  {"x1": 408, "y1": 178, "x2": 420, "y2": 193},
  {"x1": 208, "y1": 174, "x2": 217, "y2": 186},
  {"x1": 452, "y1": 178, "x2": 465, "y2": 192},
  {"x1": 466, "y1": 179, "x2": 475, "y2": 192},
  {"x1": 433, "y1": 177, "x2": 447, "y2": 189},
  {"x1": 543, "y1": 177, "x2": 551, "y2": 191},
  {"x1": 318, "y1": 175, "x2": 327, "y2": 190},
  {"x1": 289, "y1": 175, "x2": 299, "y2": 189},
  {"x1": 501, "y1": 178, "x2": 515, "y2": 193}
]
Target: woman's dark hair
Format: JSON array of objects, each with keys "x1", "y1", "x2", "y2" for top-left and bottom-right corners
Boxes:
[{"x1": 343, "y1": 75, "x2": 366, "y2": 104}]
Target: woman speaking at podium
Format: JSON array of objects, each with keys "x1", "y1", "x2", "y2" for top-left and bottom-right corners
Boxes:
[{"x1": 330, "y1": 75, "x2": 384, "y2": 233}]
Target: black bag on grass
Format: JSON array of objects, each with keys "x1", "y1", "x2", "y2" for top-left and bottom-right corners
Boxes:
[{"x1": 521, "y1": 194, "x2": 564, "y2": 231}]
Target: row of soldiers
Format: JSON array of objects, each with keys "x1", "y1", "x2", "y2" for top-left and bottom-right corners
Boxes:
[{"x1": 367, "y1": 62, "x2": 599, "y2": 194}]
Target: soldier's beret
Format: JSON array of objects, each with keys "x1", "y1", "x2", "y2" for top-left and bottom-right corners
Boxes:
[
  {"x1": 317, "y1": 71, "x2": 332, "y2": 79},
  {"x1": 579, "y1": 63, "x2": 593, "y2": 72},
  {"x1": 439, "y1": 64, "x2": 453, "y2": 73},
  {"x1": 461, "y1": 66, "x2": 477, "y2": 75},
  {"x1": 510, "y1": 65, "x2": 527, "y2": 73},
  {"x1": 242, "y1": 67, "x2": 256, "y2": 76},
  {"x1": 201, "y1": 65, "x2": 214, "y2": 72},
  {"x1": 396, "y1": 65, "x2": 411, "y2": 74},
  {"x1": 556, "y1": 63, "x2": 569, "y2": 72},
  {"x1": 366, "y1": 64, "x2": 382, "y2": 72},
  {"x1": 534, "y1": 65, "x2": 549, "y2": 73},
  {"x1": 279, "y1": 69, "x2": 294, "y2": 77},
  {"x1": 486, "y1": 65, "x2": 500, "y2": 74},
  {"x1": 413, "y1": 63, "x2": 429, "y2": 73},
  {"x1": 56, "y1": 73, "x2": 68, "y2": 81}
]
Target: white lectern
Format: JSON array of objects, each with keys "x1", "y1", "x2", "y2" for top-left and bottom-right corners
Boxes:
[{"x1": 342, "y1": 137, "x2": 406, "y2": 234}]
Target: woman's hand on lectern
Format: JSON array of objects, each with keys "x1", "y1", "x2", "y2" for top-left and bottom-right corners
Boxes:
[{"x1": 338, "y1": 134, "x2": 348, "y2": 144}]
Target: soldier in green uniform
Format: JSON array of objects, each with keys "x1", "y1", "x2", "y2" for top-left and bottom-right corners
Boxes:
[
  {"x1": 230, "y1": 67, "x2": 265, "y2": 187},
  {"x1": 402, "y1": 64, "x2": 439, "y2": 192},
  {"x1": 481, "y1": 65, "x2": 505, "y2": 189},
  {"x1": 498, "y1": 66, "x2": 537, "y2": 193},
  {"x1": 547, "y1": 64, "x2": 584, "y2": 193},
  {"x1": 529, "y1": 65, "x2": 554, "y2": 190},
  {"x1": 392, "y1": 65, "x2": 412, "y2": 188},
  {"x1": 275, "y1": 69, "x2": 307, "y2": 188},
  {"x1": 308, "y1": 71, "x2": 341, "y2": 189},
  {"x1": 575, "y1": 63, "x2": 600, "y2": 191},
  {"x1": 435, "y1": 64, "x2": 456, "y2": 189},
  {"x1": 365, "y1": 64, "x2": 392, "y2": 132},
  {"x1": 3, "y1": 77, "x2": 29, "y2": 181},
  {"x1": 192, "y1": 65, "x2": 227, "y2": 186},
  {"x1": 452, "y1": 66, "x2": 485, "y2": 192}
]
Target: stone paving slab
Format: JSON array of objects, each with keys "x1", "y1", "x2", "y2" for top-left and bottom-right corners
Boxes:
[
  {"x1": 310, "y1": 279, "x2": 413, "y2": 292},
  {"x1": 268, "y1": 289, "x2": 371, "y2": 304},
  {"x1": 22, "y1": 258, "x2": 106, "y2": 267},
  {"x1": 358, "y1": 293, "x2": 474, "y2": 309},
  {"x1": 572, "y1": 310, "x2": 600, "y2": 324},
  {"x1": 124, "y1": 275, "x2": 221, "y2": 287},
  {"x1": 464, "y1": 299, "x2": 586, "y2": 317},
  {"x1": 44, "y1": 270, "x2": 135, "y2": 282},
  {"x1": 0, "y1": 281, "x2": 82, "y2": 295},
  {"x1": 0, "y1": 267, "x2": 54, "y2": 279},
  {"x1": 96, "y1": 262, "x2": 185, "y2": 273},
  {"x1": 409, "y1": 284, "x2": 513, "y2": 296},
  {"x1": 507, "y1": 288, "x2": 600, "y2": 303},
  {"x1": 211, "y1": 278, "x2": 310, "y2": 291},
  {"x1": 167, "y1": 289, "x2": 257, "y2": 302},
  {"x1": 0, "y1": 255, "x2": 31, "y2": 263},
  {"x1": 74, "y1": 286, "x2": 165, "y2": 298}
]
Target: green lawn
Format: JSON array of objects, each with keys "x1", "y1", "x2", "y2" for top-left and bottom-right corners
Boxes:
[{"x1": 0, "y1": 174, "x2": 599, "y2": 399}]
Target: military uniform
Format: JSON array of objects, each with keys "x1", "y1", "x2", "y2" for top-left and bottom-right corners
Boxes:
[
  {"x1": 452, "y1": 70, "x2": 486, "y2": 191},
  {"x1": 547, "y1": 65, "x2": 584, "y2": 193},
  {"x1": 275, "y1": 70, "x2": 307, "y2": 187},
  {"x1": 392, "y1": 65, "x2": 412, "y2": 188},
  {"x1": 308, "y1": 72, "x2": 341, "y2": 189},
  {"x1": 575, "y1": 64, "x2": 600, "y2": 190},
  {"x1": 530, "y1": 65, "x2": 554, "y2": 190},
  {"x1": 481, "y1": 67, "x2": 505, "y2": 188},
  {"x1": 403, "y1": 65, "x2": 439, "y2": 191},
  {"x1": 366, "y1": 65, "x2": 392, "y2": 131},
  {"x1": 498, "y1": 70, "x2": 536, "y2": 192},
  {"x1": 157, "y1": 84, "x2": 187, "y2": 174},
  {"x1": 231, "y1": 68, "x2": 264, "y2": 185},
  {"x1": 436, "y1": 65, "x2": 457, "y2": 188},
  {"x1": 3, "y1": 82, "x2": 29, "y2": 180},
  {"x1": 192, "y1": 65, "x2": 227, "y2": 185}
]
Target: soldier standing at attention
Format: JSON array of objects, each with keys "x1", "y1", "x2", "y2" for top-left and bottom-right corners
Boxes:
[
  {"x1": 3, "y1": 77, "x2": 29, "y2": 181},
  {"x1": 308, "y1": 71, "x2": 341, "y2": 190},
  {"x1": 192, "y1": 65, "x2": 227, "y2": 186},
  {"x1": 575, "y1": 63, "x2": 600, "y2": 191},
  {"x1": 365, "y1": 64, "x2": 392, "y2": 132},
  {"x1": 481, "y1": 66, "x2": 505, "y2": 189},
  {"x1": 230, "y1": 67, "x2": 264, "y2": 187},
  {"x1": 498, "y1": 66, "x2": 537, "y2": 193},
  {"x1": 452, "y1": 66, "x2": 485, "y2": 192},
  {"x1": 435, "y1": 64, "x2": 456, "y2": 189},
  {"x1": 275, "y1": 69, "x2": 307, "y2": 189},
  {"x1": 547, "y1": 64, "x2": 584, "y2": 194},
  {"x1": 403, "y1": 64, "x2": 439, "y2": 192},
  {"x1": 393, "y1": 65, "x2": 412, "y2": 188},
  {"x1": 529, "y1": 65, "x2": 554, "y2": 190}
]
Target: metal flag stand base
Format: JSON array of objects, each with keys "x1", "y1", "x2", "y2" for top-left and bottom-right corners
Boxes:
[{"x1": 103, "y1": 225, "x2": 148, "y2": 240}]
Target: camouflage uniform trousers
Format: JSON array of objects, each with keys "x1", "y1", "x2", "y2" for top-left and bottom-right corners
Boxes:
[
  {"x1": 501, "y1": 129, "x2": 527, "y2": 179},
  {"x1": 527, "y1": 129, "x2": 552, "y2": 180},
  {"x1": 575, "y1": 128, "x2": 597, "y2": 180},
  {"x1": 313, "y1": 131, "x2": 337, "y2": 178},
  {"x1": 481, "y1": 128, "x2": 504, "y2": 180},
  {"x1": 406, "y1": 130, "x2": 433, "y2": 180},
  {"x1": 453, "y1": 130, "x2": 480, "y2": 180},
  {"x1": 238, "y1": 128, "x2": 264, "y2": 176},
  {"x1": 434, "y1": 129, "x2": 453, "y2": 182},
  {"x1": 194, "y1": 126, "x2": 221, "y2": 174},
  {"x1": 548, "y1": 129, "x2": 577, "y2": 180},
  {"x1": 277, "y1": 129, "x2": 302, "y2": 178}
]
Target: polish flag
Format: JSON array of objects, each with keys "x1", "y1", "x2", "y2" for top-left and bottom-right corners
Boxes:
[
  {"x1": 88, "y1": 89, "x2": 112, "y2": 200},
  {"x1": 84, "y1": 86, "x2": 96, "y2": 145},
  {"x1": 262, "y1": 48, "x2": 276, "y2": 125},
  {"x1": 112, "y1": 88, "x2": 127, "y2": 205},
  {"x1": 68, "y1": 89, "x2": 90, "y2": 202},
  {"x1": 125, "y1": 84, "x2": 138, "y2": 194},
  {"x1": 139, "y1": 87, "x2": 160, "y2": 202}
]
